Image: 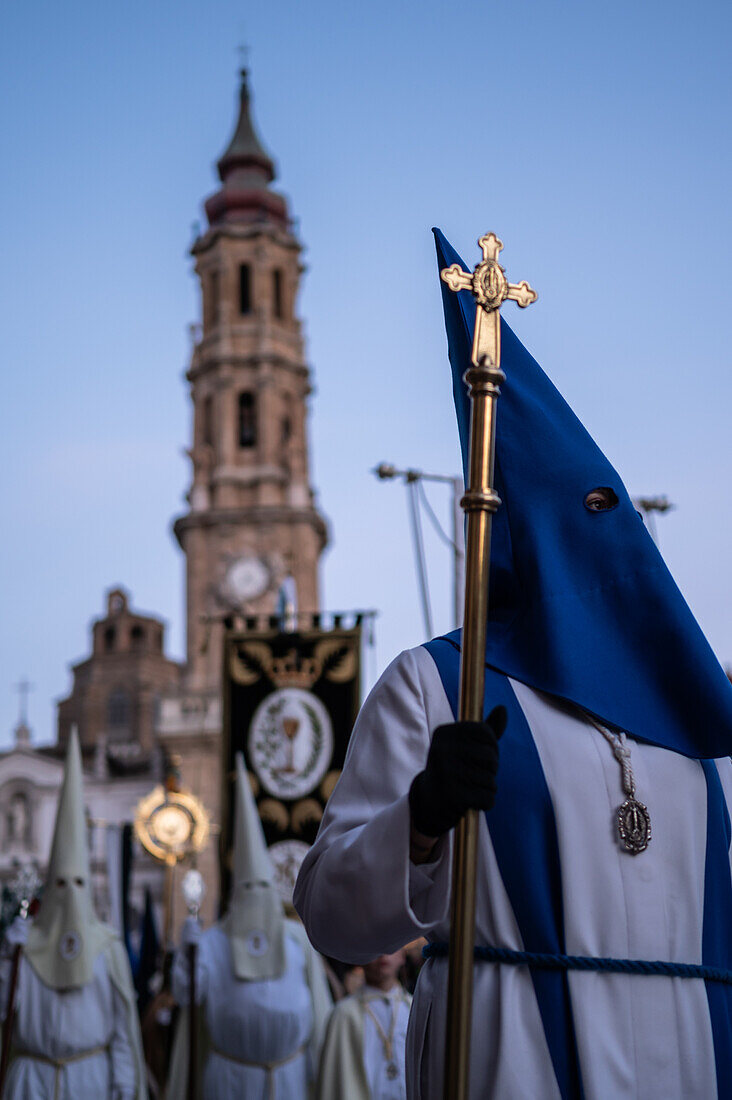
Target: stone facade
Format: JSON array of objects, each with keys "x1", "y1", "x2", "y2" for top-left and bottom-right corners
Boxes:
[
  {"x1": 41, "y1": 587, "x2": 183, "y2": 927},
  {"x1": 58, "y1": 587, "x2": 183, "y2": 761},
  {"x1": 0, "y1": 587, "x2": 183, "y2": 932},
  {"x1": 0, "y1": 738, "x2": 62, "y2": 876}
]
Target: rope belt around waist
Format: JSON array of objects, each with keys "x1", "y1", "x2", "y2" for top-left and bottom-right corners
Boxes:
[
  {"x1": 12, "y1": 1042, "x2": 110, "y2": 1069},
  {"x1": 210, "y1": 1041, "x2": 306, "y2": 1100},
  {"x1": 423, "y1": 942, "x2": 732, "y2": 984},
  {"x1": 210, "y1": 1040, "x2": 306, "y2": 1071}
]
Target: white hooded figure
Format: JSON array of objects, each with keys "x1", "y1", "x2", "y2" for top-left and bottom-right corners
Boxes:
[
  {"x1": 169, "y1": 753, "x2": 332, "y2": 1099},
  {"x1": 0, "y1": 729, "x2": 147, "y2": 1099}
]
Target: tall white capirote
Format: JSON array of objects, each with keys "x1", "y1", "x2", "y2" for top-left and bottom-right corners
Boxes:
[
  {"x1": 223, "y1": 752, "x2": 286, "y2": 980},
  {"x1": 25, "y1": 728, "x2": 114, "y2": 989}
]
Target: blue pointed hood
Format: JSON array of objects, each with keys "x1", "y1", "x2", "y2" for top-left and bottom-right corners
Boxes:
[{"x1": 434, "y1": 228, "x2": 732, "y2": 758}]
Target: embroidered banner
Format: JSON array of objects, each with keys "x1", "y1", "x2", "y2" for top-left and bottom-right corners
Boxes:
[{"x1": 222, "y1": 618, "x2": 362, "y2": 904}]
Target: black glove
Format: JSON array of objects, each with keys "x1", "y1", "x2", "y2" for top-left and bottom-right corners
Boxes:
[{"x1": 408, "y1": 707, "x2": 507, "y2": 838}]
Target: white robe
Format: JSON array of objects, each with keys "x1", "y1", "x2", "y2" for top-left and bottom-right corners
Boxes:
[
  {"x1": 316, "y1": 983, "x2": 411, "y2": 1100},
  {"x1": 171, "y1": 920, "x2": 331, "y2": 1099},
  {"x1": 294, "y1": 646, "x2": 732, "y2": 1099},
  {"x1": 0, "y1": 950, "x2": 138, "y2": 1099}
]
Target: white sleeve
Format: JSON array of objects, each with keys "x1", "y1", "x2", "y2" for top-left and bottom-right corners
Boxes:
[{"x1": 294, "y1": 648, "x2": 452, "y2": 963}]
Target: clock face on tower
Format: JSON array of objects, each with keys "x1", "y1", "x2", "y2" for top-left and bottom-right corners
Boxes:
[{"x1": 222, "y1": 555, "x2": 272, "y2": 606}]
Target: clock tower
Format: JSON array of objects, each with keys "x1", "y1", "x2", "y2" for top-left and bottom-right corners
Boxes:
[
  {"x1": 157, "y1": 70, "x2": 329, "y2": 920},
  {"x1": 174, "y1": 68, "x2": 329, "y2": 694}
]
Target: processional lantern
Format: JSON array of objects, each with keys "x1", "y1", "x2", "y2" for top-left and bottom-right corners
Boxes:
[
  {"x1": 440, "y1": 233, "x2": 537, "y2": 1100},
  {"x1": 134, "y1": 765, "x2": 210, "y2": 945}
]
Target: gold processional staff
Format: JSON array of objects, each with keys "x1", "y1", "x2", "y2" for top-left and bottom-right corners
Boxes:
[
  {"x1": 135, "y1": 767, "x2": 210, "y2": 1100},
  {"x1": 440, "y1": 234, "x2": 537, "y2": 1100}
]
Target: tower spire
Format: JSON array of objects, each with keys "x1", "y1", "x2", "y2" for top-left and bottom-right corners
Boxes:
[
  {"x1": 217, "y1": 68, "x2": 275, "y2": 186},
  {"x1": 205, "y1": 69, "x2": 287, "y2": 229}
]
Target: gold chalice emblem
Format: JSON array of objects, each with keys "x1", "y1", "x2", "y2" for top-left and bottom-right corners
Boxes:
[{"x1": 280, "y1": 716, "x2": 300, "y2": 774}]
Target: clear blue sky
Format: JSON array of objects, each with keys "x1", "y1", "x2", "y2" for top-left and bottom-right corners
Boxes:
[{"x1": 1, "y1": 0, "x2": 730, "y2": 745}]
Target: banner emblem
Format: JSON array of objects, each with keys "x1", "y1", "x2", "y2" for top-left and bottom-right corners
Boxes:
[{"x1": 248, "y1": 687, "x2": 333, "y2": 799}]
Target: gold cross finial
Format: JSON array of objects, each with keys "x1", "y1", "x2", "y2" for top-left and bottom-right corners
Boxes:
[{"x1": 441, "y1": 232, "x2": 537, "y2": 369}]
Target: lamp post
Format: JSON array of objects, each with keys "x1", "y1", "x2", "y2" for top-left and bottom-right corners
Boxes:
[{"x1": 374, "y1": 463, "x2": 465, "y2": 631}]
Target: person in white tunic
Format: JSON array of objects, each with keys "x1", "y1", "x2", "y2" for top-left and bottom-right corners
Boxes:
[
  {"x1": 169, "y1": 753, "x2": 331, "y2": 1099},
  {"x1": 294, "y1": 229, "x2": 732, "y2": 1099},
  {"x1": 0, "y1": 728, "x2": 146, "y2": 1099},
  {"x1": 315, "y1": 949, "x2": 411, "y2": 1100}
]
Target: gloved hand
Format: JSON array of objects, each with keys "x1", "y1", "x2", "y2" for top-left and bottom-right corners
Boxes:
[
  {"x1": 409, "y1": 707, "x2": 507, "y2": 838},
  {"x1": 5, "y1": 916, "x2": 30, "y2": 948},
  {"x1": 181, "y1": 915, "x2": 202, "y2": 946}
]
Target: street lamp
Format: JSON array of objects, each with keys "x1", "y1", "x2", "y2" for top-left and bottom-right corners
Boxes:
[{"x1": 374, "y1": 463, "x2": 465, "y2": 633}]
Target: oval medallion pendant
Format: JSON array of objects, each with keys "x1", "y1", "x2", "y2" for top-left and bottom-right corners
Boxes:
[{"x1": 617, "y1": 797, "x2": 651, "y2": 854}]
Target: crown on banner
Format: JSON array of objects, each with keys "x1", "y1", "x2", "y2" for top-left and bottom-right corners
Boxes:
[{"x1": 269, "y1": 649, "x2": 320, "y2": 690}]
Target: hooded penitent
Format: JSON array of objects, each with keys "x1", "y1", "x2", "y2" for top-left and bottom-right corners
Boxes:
[
  {"x1": 434, "y1": 228, "x2": 732, "y2": 759},
  {"x1": 26, "y1": 728, "x2": 114, "y2": 989},
  {"x1": 223, "y1": 753, "x2": 286, "y2": 980}
]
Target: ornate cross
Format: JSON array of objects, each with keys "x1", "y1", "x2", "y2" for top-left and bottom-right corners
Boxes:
[{"x1": 441, "y1": 233, "x2": 537, "y2": 369}]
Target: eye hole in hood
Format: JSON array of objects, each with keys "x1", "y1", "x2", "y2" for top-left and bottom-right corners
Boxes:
[{"x1": 584, "y1": 487, "x2": 619, "y2": 512}]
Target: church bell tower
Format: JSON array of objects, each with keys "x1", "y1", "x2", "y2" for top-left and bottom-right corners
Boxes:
[{"x1": 174, "y1": 69, "x2": 329, "y2": 694}]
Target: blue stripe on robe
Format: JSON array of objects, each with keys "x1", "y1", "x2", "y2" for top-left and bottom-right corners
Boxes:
[
  {"x1": 424, "y1": 637, "x2": 584, "y2": 1099},
  {"x1": 701, "y1": 759, "x2": 732, "y2": 1095}
]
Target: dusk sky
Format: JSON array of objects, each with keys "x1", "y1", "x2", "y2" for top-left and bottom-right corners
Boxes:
[{"x1": 1, "y1": 0, "x2": 730, "y2": 745}]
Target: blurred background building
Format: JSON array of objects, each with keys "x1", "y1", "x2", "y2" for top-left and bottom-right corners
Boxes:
[{"x1": 0, "y1": 66, "x2": 328, "y2": 932}]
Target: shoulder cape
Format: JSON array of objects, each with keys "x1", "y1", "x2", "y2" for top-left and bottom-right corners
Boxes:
[{"x1": 314, "y1": 993, "x2": 370, "y2": 1100}]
